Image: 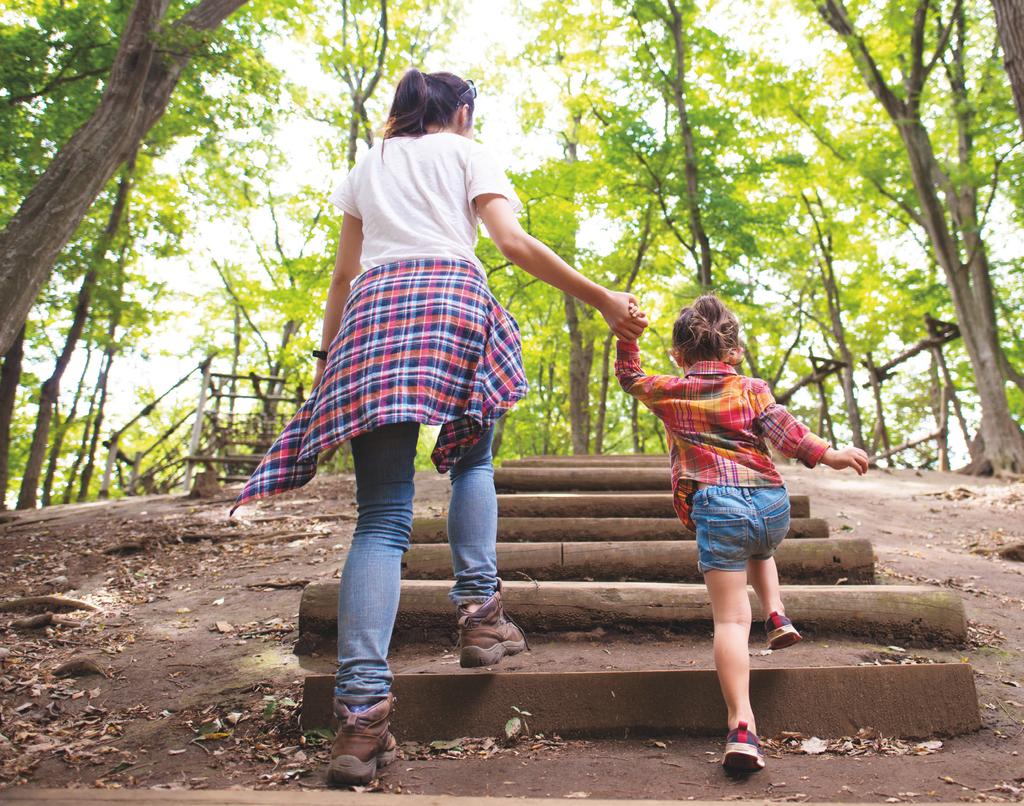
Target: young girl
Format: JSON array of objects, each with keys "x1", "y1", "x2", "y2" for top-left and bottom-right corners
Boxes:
[
  {"x1": 615, "y1": 294, "x2": 867, "y2": 772},
  {"x1": 232, "y1": 69, "x2": 647, "y2": 786}
]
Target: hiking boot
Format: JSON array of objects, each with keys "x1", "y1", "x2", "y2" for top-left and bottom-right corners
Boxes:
[
  {"x1": 765, "y1": 610, "x2": 802, "y2": 650},
  {"x1": 723, "y1": 721, "x2": 766, "y2": 771},
  {"x1": 458, "y1": 580, "x2": 529, "y2": 668},
  {"x1": 327, "y1": 693, "x2": 397, "y2": 786}
]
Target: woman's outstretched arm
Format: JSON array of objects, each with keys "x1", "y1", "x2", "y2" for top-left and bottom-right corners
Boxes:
[
  {"x1": 314, "y1": 214, "x2": 364, "y2": 389},
  {"x1": 476, "y1": 194, "x2": 647, "y2": 341}
]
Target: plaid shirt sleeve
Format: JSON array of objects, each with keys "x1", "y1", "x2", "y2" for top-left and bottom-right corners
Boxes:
[
  {"x1": 615, "y1": 339, "x2": 680, "y2": 410},
  {"x1": 748, "y1": 379, "x2": 830, "y2": 468}
]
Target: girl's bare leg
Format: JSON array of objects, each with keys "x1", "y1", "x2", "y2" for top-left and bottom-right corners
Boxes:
[
  {"x1": 704, "y1": 569, "x2": 755, "y2": 732},
  {"x1": 747, "y1": 556, "x2": 785, "y2": 621}
]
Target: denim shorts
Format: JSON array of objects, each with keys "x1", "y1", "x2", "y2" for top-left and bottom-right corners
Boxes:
[{"x1": 691, "y1": 485, "x2": 791, "y2": 573}]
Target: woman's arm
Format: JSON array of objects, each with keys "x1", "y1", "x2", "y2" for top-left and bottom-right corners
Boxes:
[
  {"x1": 476, "y1": 194, "x2": 647, "y2": 341},
  {"x1": 313, "y1": 214, "x2": 364, "y2": 389}
]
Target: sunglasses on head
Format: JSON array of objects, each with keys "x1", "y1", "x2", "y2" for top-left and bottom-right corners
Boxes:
[{"x1": 458, "y1": 79, "x2": 477, "y2": 105}]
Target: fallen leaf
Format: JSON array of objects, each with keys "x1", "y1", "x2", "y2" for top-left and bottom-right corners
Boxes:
[
  {"x1": 800, "y1": 736, "x2": 828, "y2": 755},
  {"x1": 505, "y1": 716, "x2": 523, "y2": 740}
]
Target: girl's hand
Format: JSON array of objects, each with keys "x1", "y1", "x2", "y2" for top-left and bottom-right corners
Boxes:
[
  {"x1": 312, "y1": 358, "x2": 327, "y2": 390},
  {"x1": 821, "y1": 446, "x2": 869, "y2": 475},
  {"x1": 602, "y1": 291, "x2": 648, "y2": 341}
]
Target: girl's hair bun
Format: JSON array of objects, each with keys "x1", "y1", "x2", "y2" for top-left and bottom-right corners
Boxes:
[{"x1": 671, "y1": 294, "x2": 740, "y2": 365}]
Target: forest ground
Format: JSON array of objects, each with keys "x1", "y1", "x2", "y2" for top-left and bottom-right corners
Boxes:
[{"x1": 1, "y1": 464, "x2": 1023, "y2": 801}]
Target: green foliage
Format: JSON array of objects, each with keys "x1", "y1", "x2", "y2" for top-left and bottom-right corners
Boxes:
[{"x1": 4, "y1": 0, "x2": 1024, "y2": 507}]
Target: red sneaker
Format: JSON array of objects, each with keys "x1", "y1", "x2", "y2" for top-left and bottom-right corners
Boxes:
[
  {"x1": 723, "y1": 721, "x2": 766, "y2": 771},
  {"x1": 765, "y1": 611, "x2": 802, "y2": 650}
]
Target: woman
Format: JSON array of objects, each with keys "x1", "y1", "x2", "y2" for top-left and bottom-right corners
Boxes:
[{"x1": 232, "y1": 68, "x2": 647, "y2": 786}]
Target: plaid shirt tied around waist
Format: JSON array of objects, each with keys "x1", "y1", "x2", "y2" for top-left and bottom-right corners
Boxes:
[
  {"x1": 614, "y1": 340, "x2": 829, "y2": 530},
  {"x1": 231, "y1": 258, "x2": 528, "y2": 514}
]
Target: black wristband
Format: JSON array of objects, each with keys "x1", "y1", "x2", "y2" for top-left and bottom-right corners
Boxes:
[{"x1": 312, "y1": 349, "x2": 328, "y2": 360}]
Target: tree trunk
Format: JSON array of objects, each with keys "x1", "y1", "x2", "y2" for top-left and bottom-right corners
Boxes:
[
  {"x1": 594, "y1": 332, "x2": 614, "y2": 455},
  {"x1": 17, "y1": 266, "x2": 98, "y2": 509},
  {"x1": 593, "y1": 210, "x2": 651, "y2": 454},
  {"x1": 17, "y1": 157, "x2": 133, "y2": 509},
  {"x1": 77, "y1": 255, "x2": 124, "y2": 504},
  {"x1": 564, "y1": 293, "x2": 595, "y2": 455},
  {"x1": 0, "y1": 326, "x2": 25, "y2": 510},
  {"x1": 928, "y1": 350, "x2": 950, "y2": 471},
  {"x1": 64, "y1": 359, "x2": 102, "y2": 504},
  {"x1": 0, "y1": 0, "x2": 249, "y2": 356},
  {"x1": 77, "y1": 342, "x2": 116, "y2": 502},
  {"x1": 819, "y1": 0, "x2": 1024, "y2": 474},
  {"x1": 42, "y1": 345, "x2": 94, "y2": 506},
  {"x1": 631, "y1": 397, "x2": 641, "y2": 453},
  {"x1": 802, "y1": 193, "x2": 866, "y2": 449},
  {"x1": 993, "y1": 0, "x2": 1024, "y2": 137},
  {"x1": 665, "y1": 0, "x2": 712, "y2": 287}
]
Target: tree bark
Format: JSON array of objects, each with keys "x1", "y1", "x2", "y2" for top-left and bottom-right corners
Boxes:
[
  {"x1": 564, "y1": 293, "x2": 595, "y2": 455},
  {"x1": 16, "y1": 266, "x2": 98, "y2": 510},
  {"x1": 819, "y1": 0, "x2": 1024, "y2": 473},
  {"x1": 928, "y1": 350, "x2": 950, "y2": 471},
  {"x1": 0, "y1": 0, "x2": 249, "y2": 356},
  {"x1": 664, "y1": 0, "x2": 712, "y2": 287},
  {"x1": 17, "y1": 158, "x2": 134, "y2": 509},
  {"x1": 76, "y1": 252, "x2": 125, "y2": 503},
  {"x1": 42, "y1": 344, "x2": 94, "y2": 506},
  {"x1": 802, "y1": 193, "x2": 866, "y2": 449},
  {"x1": 630, "y1": 397, "x2": 641, "y2": 453},
  {"x1": 993, "y1": 0, "x2": 1024, "y2": 137},
  {"x1": 77, "y1": 341, "x2": 116, "y2": 502},
  {"x1": 0, "y1": 326, "x2": 25, "y2": 510},
  {"x1": 594, "y1": 210, "x2": 652, "y2": 454}
]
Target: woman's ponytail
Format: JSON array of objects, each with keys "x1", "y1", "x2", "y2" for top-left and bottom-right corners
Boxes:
[
  {"x1": 383, "y1": 69, "x2": 430, "y2": 139},
  {"x1": 382, "y1": 69, "x2": 474, "y2": 140}
]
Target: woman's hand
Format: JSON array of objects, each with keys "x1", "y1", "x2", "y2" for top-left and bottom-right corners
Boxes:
[
  {"x1": 601, "y1": 291, "x2": 648, "y2": 341},
  {"x1": 821, "y1": 446, "x2": 870, "y2": 475}
]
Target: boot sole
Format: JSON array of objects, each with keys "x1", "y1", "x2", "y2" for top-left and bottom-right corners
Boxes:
[
  {"x1": 327, "y1": 747, "x2": 397, "y2": 787},
  {"x1": 460, "y1": 638, "x2": 528, "y2": 668}
]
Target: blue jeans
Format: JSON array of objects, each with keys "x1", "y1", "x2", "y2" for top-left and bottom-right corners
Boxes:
[
  {"x1": 691, "y1": 485, "x2": 790, "y2": 573},
  {"x1": 334, "y1": 422, "x2": 499, "y2": 703}
]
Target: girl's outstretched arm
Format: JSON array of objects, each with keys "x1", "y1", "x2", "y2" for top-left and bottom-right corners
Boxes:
[
  {"x1": 314, "y1": 214, "x2": 364, "y2": 389},
  {"x1": 476, "y1": 194, "x2": 647, "y2": 341}
]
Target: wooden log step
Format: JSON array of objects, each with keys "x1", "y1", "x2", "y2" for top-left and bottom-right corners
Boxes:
[
  {"x1": 504, "y1": 454, "x2": 670, "y2": 467},
  {"x1": 0, "y1": 790, "x2": 986, "y2": 806},
  {"x1": 403, "y1": 538, "x2": 873, "y2": 584},
  {"x1": 410, "y1": 516, "x2": 829, "y2": 543},
  {"x1": 299, "y1": 580, "x2": 967, "y2": 644},
  {"x1": 498, "y1": 492, "x2": 811, "y2": 519},
  {"x1": 300, "y1": 663, "x2": 980, "y2": 740},
  {"x1": 496, "y1": 466, "x2": 678, "y2": 491}
]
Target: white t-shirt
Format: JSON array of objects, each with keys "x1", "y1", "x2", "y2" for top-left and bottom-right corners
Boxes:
[{"x1": 329, "y1": 132, "x2": 523, "y2": 270}]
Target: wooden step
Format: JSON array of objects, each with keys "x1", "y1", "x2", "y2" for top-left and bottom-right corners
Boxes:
[
  {"x1": 504, "y1": 454, "x2": 669, "y2": 466},
  {"x1": 410, "y1": 516, "x2": 829, "y2": 543},
  {"x1": 496, "y1": 466, "x2": 682, "y2": 492},
  {"x1": 3, "y1": 790, "x2": 986, "y2": 805},
  {"x1": 300, "y1": 663, "x2": 980, "y2": 740},
  {"x1": 498, "y1": 492, "x2": 811, "y2": 519},
  {"x1": 298, "y1": 580, "x2": 967, "y2": 645},
  {"x1": 403, "y1": 538, "x2": 874, "y2": 584}
]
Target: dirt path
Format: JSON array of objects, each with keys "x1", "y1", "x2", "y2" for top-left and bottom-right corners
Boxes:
[{"x1": 1, "y1": 466, "x2": 1023, "y2": 800}]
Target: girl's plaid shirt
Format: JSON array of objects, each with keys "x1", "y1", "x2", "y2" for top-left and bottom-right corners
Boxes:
[{"x1": 614, "y1": 339, "x2": 829, "y2": 530}]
